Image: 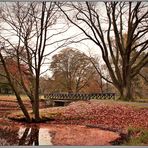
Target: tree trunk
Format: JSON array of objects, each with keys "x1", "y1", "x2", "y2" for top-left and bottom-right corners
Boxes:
[
  {"x1": 34, "y1": 95, "x2": 40, "y2": 122},
  {"x1": 15, "y1": 92, "x2": 31, "y2": 122},
  {"x1": 30, "y1": 99, "x2": 35, "y2": 115},
  {"x1": 118, "y1": 82, "x2": 133, "y2": 101},
  {"x1": 34, "y1": 75, "x2": 40, "y2": 122},
  {"x1": 0, "y1": 53, "x2": 31, "y2": 122}
]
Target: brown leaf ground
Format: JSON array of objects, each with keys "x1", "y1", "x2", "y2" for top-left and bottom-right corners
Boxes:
[
  {"x1": 46, "y1": 100, "x2": 148, "y2": 130},
  {"x1": 0, "y1": 96, "x2": 148, "y2": 145},
  {"x1": 0, "y1": 96, "x2": 148, "y2": 130}
]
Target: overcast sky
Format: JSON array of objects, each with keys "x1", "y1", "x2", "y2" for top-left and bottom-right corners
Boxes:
[{"x1": 0, "y1": 2, "x2": 104, "y2": 77}]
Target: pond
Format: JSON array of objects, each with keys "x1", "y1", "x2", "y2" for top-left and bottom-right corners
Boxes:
[{"x1": 0, "y1": 124, "x2": 120, "y2": 146}]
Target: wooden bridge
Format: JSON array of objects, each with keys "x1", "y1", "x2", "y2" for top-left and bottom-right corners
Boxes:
[{"x1": 44, "y1": 92, "x2": 116, "y2": 107}]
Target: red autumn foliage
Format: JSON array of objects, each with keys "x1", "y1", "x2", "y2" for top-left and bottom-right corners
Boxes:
[{"x1": 5, "y1": 58, "x2": 30, "y2": 87}]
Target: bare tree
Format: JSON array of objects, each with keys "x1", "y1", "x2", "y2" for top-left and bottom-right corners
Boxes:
[
  {"x1": 89, "y1": 56, "x2": 113, "y2": 92},
  {"x1": 57, "y1": 2, "x2": 148, "y2": 101},
  {"x1": 50, "y1": 48, "x2": 96, "y2": 93},
  {"x1": 0, "y1": 2, "x2": 70, "y2": 122}
]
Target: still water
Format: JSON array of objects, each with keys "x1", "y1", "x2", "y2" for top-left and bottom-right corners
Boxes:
[
  {"x1": 18, "y1": 126, "x2": 52, "y2": 145},
  {"x1": 0, "y1": 124, "x2": 120, "y2": 146}
]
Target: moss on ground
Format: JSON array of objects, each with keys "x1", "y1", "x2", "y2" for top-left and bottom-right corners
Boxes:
[{"x1": 123, "y1": 127, "x2": 148, "y2": 146}]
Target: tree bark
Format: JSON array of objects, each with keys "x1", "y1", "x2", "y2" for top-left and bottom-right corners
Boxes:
[
  {"x1": 34, "y1": 74, "x2": 40, "y2": 122},
  {"x1": 14, "y1": 91, "x2": 31, "y2": 122},
  {"x1": 118, "y1": 79, "x2": 133, "y2": 101}
]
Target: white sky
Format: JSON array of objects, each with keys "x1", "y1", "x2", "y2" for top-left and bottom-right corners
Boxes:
[
  {"x1": 1, "y1": 24, "x2": 101, "y2": 77},
  {"x1": 2, "y1": 2, "x2": 147, "y2": 77},
  {"x1": 0, "y1": 2, "x2": 103, "y2": 77},
  {"x1": 42, "y1": 24, "x2": 102, "y2": 76}
]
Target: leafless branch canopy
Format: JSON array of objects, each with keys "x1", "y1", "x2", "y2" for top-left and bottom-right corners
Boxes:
[{"x1": 55, "y1": 1, "x2": 148, "y2": 100}]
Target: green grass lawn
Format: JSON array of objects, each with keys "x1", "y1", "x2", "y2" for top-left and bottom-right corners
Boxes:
[{"x1": 123, "y1": 127, "x2": 148, "y2": 146}]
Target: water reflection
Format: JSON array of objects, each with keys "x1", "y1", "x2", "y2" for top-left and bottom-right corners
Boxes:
[
  {"x1": 0, "y1": 124, "x2": 120, "y2": 146},
  {"x1": 18, "y1": 125, "x2": 52, "y2": 146}
]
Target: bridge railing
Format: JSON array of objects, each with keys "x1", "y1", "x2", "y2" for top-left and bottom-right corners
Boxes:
[{"x1": 44, "y1": 92, "x2": 116, "y2": 106}]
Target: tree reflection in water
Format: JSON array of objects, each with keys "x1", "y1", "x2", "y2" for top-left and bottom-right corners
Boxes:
[
  {"x1": 18, "y1": 125, "x2": 52, "y2": 146},
  {"x1": 0, "y1": 124, "x2": 121, "y2": 146}
]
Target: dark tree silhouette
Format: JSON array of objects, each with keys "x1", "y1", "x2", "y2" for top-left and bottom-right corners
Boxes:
[{"x1": 58, "y1": 2, "x2": 148, "y2": 100}]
